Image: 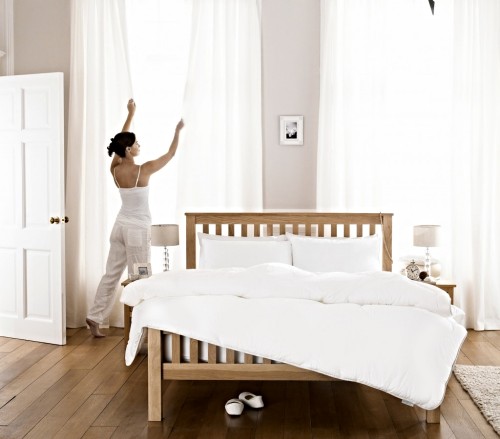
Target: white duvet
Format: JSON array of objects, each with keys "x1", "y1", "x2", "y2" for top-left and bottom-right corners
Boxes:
[{"x1": 120, "y1": 263, "x2": 466, "y2": 410}]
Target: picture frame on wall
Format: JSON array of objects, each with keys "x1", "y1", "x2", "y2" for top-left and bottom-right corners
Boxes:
[{"x1": 280, "y1": 115, "x2": 304, "y2": 145}]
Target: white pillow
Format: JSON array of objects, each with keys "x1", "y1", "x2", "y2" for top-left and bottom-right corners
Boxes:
[
  {"x1": 199, "y1": 239, "x2": 292, "y2": 269},
  {"x1": 286, "y1": 233, "x2": 381, "y2": 273}
]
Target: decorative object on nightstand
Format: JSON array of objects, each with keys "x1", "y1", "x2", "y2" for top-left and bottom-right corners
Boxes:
[
  {"x1": 133, "y1": 262, "x2": 152, "y2": 279},
  {"x1": 398, "y1": 256, "x2": 441, "y2": 278},
  {"x1": 405, "y1": 259, "x2": 421, "y2": 280},
  {"x1": 151, "y1": 224, "x2": 179, "y2": 271},
  {"x1": 413, "y1": 225, "x2": 441, "y2": 279}
]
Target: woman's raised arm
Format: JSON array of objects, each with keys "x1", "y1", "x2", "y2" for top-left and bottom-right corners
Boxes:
[{"x1": 142, "y1": 119, "x2": 184, "y2": 176}]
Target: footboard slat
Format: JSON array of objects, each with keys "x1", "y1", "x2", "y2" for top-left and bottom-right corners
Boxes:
[
  {"x1": 190, "y1": 339, "x2": 199, "y2": 364},
  {"x1": 172, "y1": 334, "x2": 181, "y2": 363},
  {"x1": 208, "y1": 344, "x2": 217, "y2": 364},
  {"x1": 226, "y1": 349, "x2": 235, "y2": 364},
  {"x1": 244, "y1": 353, "x2": 253, "y2": 364}
]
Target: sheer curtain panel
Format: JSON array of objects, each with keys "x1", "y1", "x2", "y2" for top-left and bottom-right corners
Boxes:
[
  {"x1": 176, "y1": 0, "x2": 263, "y2": 213},
  {"x1": 125, "y1": 0, "x2": 189, "y2": 273},
  {"x1": 450, "y1": 0, "x2": 500, "y2": 329},
  {"x1": 66, "y1": 0, "x2": 132, "y2": 327},
  {"x1": 317, "y1": 0, "x2": 453, "y2": 269}
]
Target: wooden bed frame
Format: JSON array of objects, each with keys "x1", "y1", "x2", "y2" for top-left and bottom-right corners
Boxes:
[{"x1": 146, "y1": 212, "x2": 441, "y2": 423}]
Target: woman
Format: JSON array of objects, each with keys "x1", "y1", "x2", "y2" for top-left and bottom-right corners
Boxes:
[{"x1": 86, "y1": 99, "x2": 184, "y2": 337}]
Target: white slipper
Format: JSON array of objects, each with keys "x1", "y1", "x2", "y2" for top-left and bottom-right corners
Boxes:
[
  {"x1": 238, "y1": 392, "x2": 264, "y2": 409},
  {"x1": 225, "y1": 398, "x2": 244, "y2": 416}
]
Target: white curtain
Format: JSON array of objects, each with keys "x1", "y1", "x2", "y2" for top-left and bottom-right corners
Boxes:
[
  {"x1": 318, "y1": 0, "x2": 500, "y2": 329},
  {"x1": 66, "y1": 0, "x2": 263, "y2": 326},
  {"x1": 176, "y1": 0, "x2": 263, "y2": 214},
  {"x1": 66, "y1": 0, "x2": 132, "y2": 327},
  {"x1": 125, "y1": 0, "x2": 190, "y2": 273},
  {"x1": 317, "y1": 0, "x2": 453, "y2": 267},
  {"x1": 450, "y1": 0, "x2": 500, "y2": 329}
]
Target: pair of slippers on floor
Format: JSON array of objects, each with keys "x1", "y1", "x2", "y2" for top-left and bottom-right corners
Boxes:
[{"x1": 225, "y1": 392, "x2": 264, "y2": 416}]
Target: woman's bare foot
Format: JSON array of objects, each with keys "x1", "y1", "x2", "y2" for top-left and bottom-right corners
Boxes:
[{"x1": 86, "y1": 318, "x2": 106, "y2": 338}]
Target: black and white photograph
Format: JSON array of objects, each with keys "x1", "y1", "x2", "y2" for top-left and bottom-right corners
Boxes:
[
  {"x1": 280, "y1": 115, "x2": 303, "y2": 145},
  {"x1": 285, "y1": 121, "x2": 297, "y2": 139}
]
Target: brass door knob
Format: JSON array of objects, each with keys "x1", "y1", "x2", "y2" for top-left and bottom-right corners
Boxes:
[
  {"x1": 62, "y1": 216, "x2": 69, "y2": 223},
  {"x1": 50, "y1": 217, "x2": 60, "y2": 224}
]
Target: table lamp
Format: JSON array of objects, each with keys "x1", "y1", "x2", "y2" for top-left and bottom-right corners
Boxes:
[
  {"x1": 151, "y1": 224, "x2": 179, "y2": 271},
  {"x1": 413, "y1": 225, "x2": 441, "y2": 278}
]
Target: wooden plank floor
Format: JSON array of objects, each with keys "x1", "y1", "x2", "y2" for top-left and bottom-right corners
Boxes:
[{"x1": 0, "y1": 329, "x2": 498, "y2": 438}]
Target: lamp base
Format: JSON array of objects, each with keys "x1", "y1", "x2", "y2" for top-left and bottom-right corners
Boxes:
[
  {"x1": 163, "y1": 246, "x2": 170, "y2": 271},
  {"x1": 424, "y1": 247, "x2": 432, "y2": 277}
]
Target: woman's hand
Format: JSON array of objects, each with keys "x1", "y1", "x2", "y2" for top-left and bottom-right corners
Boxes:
[
  {"x1": 127, "y1": 99, "x2": 136, "y2": 115},
  {"x1": 176, "y1": 119, "x2": 184, "y2": 132},
  {"x1": 122, "y1": 99, "x2": 136, "y2": 132}
]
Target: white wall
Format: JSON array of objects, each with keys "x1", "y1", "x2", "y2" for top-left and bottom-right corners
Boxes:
[
  {"x1": 13, "y1": 0, "x2": 71, "y2": 153},
  {"x1": 262, "y1": 0, "x2": 319, "y2": 209},
  {"x1": 12, "y1": 0, "x2": 319, "y2": 209}
]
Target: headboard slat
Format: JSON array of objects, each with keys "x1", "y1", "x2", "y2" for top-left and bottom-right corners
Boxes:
[{"x1": 254, "y1": 224, "x2": 260, "y2": 237}]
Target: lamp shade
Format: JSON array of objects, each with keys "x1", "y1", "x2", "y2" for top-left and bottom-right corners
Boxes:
[
  {"x1": 151, "y1": 224, "x2": 179, "y2": 246},
  {"x1": 413, "y1": 225, "x2": 441, "y2": 247}
]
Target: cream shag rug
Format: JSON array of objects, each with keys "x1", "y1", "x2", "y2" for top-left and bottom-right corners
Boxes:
[{"x1": 454, "y1": 365, "x2": 500, "y2": 435}]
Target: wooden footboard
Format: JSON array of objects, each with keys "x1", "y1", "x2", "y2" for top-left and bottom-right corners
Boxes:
[{"x1": 147, "y1": 328, "x2": 440, "y2": 423}]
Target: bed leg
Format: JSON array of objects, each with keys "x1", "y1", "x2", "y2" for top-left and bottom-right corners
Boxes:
[
  {"x1": 148, "y1": 328, "x2": 162, "y2": 422},
  {"x1": 123, "y1": 305, "x2": 132, "y2": 344},
  {"x1": 426, "y1": 407, "x2": 440, "y2": 423}
]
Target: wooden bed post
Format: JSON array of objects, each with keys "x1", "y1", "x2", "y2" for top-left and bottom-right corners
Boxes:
[
  {"x1": 426, "y1": 407, "x2": 440, "y2": 423},
  {"x1": 186, "y1": 214, "x2": 196, "y2": 269},
  {"x1": 381, "y1": 213, "x2": 393, "y2": 272},
  {"x1": 148, "y1": 328, "x2": 162, "y2": 421}
]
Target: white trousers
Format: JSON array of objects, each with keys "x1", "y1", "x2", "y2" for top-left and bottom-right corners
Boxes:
[{"x1": 87, "y1": 222, "x2": 150, "y2": 324}]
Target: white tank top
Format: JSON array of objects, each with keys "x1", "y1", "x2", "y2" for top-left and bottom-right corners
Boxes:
[
  {"x1": 116, "y1": 186, "x2": 151, "y2": 227},
  {"x1": 113, "y1": 165, "x2": 152, "y2": 227}
]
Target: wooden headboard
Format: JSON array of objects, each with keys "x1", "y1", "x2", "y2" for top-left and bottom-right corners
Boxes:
[{"x1": 185, "y1": 212, "x2": 393, "y2": 271}]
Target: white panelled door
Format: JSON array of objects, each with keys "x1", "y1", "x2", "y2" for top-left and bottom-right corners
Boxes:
[{"x1": 0, "y1": 73, "x2": 66, "y2": 345}]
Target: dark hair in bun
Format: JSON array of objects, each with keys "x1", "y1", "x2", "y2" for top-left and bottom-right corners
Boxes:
[{"x1": 107, "y1": 132, "x2": 136, "y2": 157}]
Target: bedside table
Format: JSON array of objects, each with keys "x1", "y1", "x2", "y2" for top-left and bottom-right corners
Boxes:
[
  {"x1": 121, "y1": 278, "x2": 135, "y2": 344},
  {"x1": 435, "y1": 280, "x2": 456, "y2": 303}
]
